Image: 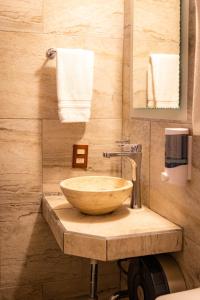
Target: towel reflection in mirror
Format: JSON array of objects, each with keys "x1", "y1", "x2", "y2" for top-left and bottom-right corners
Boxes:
[{"x1": 147, "y1": 54, "x2": 180, "y2": 109}]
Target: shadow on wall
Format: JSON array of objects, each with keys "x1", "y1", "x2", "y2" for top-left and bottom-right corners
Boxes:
[
  {"x1": 8, "y1": 208, "x2": 91, "y2": 300},
  {"x1": 5, "y1": 208, "x2": 120, "y2": 300},
  {"x1": 35, "y1": 60, "x2": 58, "y2": 120}
]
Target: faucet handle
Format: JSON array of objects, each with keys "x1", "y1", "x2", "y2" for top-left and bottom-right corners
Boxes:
[
  {"x1": 115, "y1": 139, "x2": 130, "y2": 147},
  {"x1": 122, "y1": 143, "x2": 142, "y2": 153},
  {"x1": 130, "y1": 144, "x2": 142, "y2": 153}
]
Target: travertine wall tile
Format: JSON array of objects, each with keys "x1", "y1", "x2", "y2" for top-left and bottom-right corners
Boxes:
[
  {"x1": 1, "y1": 221, "x2": 89, "y2": 289},
  {"x1": 44, "y1": 0, "x2": 124, "y2": 38},
  {"x1": 43, "y1": 166, "x2": 121, "y2": 194},
  {"x1": 0, "y1": 0, "x2": 43, "y2": 33},
  {"x1": 134, "y1": 0, "x2": 180, "y2": 41},
  {"x1": 0, "y1": 285, "x2": 43, "y2": 300},
  {"x1": 0, "y1": 31, "x2": 54, "y2": 119},
  {"x1": 0, "y1": 203, "x2": 41, "y2": 223},
  {"x1": 1, "y1": 202, "x2": 120, "y2": 295},
  {"x1": 43, "y1": 276, "x2": 90, "y2": 300},
  {"x1": 174, "y1": 237, "x2": 200, "y2": 289},
  {"x1": 43, "y1": 271, "x2": 120, "y2": 300},
  {"x1": 91, "y1": 93, "x2": 122, "y2": 120},
  {"x1": 1, "y1": 255, "x2": 88, "y2": 289},
  {"x1": 0, "y1": 205, "x2": 82, "y2": 287},
  {"x1": 43, "y1": 119, "x2": 122, "y2": 192},
  {"x1": 0, "y1": 120, "x2": 42, "y2": 204},
  {"x1": 43, "y1": 119, "x2": 121, "y2": 166}
]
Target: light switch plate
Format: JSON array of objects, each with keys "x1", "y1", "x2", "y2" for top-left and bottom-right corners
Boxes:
[{"x1": 72, "y1": 145, "x2": 88, "y2": 169}]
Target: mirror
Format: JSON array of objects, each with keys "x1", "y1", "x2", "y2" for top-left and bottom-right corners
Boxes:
[{"x1": 131, "y1": 0, "x2": 189, "y2": 120}]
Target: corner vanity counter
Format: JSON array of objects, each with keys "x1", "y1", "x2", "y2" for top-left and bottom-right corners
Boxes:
[{"x1": 43, "y1": 195, "x2": 182, "y2": 261}]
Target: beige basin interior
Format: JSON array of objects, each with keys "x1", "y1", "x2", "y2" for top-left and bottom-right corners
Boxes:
[{"x1": 60, "y1": 176, "x2": 133, "y2": 215}]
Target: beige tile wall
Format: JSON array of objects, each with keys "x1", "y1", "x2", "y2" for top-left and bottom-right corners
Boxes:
[
  {"x1": 0, "y1": 0, "x2": 43, "y2": 33},
  {"x1": 133, "y1": 0, "x2": 180, "y2": 108},
  {"x1": 0, "y1": 0, "x2": 124, "y2": 299},
  {"x1": 43, "y1": 119, "x2": 122, "y2": 192},
  {"x1": 123, "y1": 0, "x2": 200, "y2": 289}
]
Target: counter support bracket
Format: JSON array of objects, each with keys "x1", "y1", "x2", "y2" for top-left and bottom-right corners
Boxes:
[{"x1": 89, "y1": 259, "x2": 98, "y2": 299}]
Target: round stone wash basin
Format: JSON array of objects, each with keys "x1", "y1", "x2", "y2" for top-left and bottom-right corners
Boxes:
[{"x1": 60, "y1": 176, "x2": 133, "y2": 215}]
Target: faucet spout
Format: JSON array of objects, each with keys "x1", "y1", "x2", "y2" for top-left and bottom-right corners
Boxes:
[
  {"x1": 103, "y1": 152, "x2": 133, "y2": 158},
  {"x1": 103, "y1": 144, "x2": 142, "y2": 209}
]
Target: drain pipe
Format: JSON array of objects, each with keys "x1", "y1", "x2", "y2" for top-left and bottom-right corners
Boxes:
[{"x1": 89, "y1": 259, "x2": 98, "y2": 299}]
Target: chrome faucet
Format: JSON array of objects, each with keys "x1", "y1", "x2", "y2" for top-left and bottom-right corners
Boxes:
[{"x1": 103, "y1": 141, "x2": 142, "y2": 209}]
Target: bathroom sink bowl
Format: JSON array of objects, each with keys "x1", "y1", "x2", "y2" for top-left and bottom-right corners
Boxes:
[{"x1": 60, "y1": 176, "x2": 133, "y2": 215}]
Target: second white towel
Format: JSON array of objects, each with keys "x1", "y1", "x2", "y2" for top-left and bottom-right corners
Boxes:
[
  {"x1": 56, "y1": 48, "x2": 95, "y2": 123},
  {"x1": 147, "y1": 53, "x2": 180, "y2": 109}
]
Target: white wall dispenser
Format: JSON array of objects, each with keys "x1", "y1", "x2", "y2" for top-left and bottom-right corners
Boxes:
[{"x1": 161, "y1": 128, "x2": 192, "y2": 185}]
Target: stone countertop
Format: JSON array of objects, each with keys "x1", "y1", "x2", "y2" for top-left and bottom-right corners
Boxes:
[{"x1": 42, "y1": 194, "x2": 183, "y2": 261}]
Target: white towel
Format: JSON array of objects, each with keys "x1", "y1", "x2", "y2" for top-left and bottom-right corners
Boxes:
[
  {"x1": 56, "y1": 48, "x2": 94, "y2": 123},
  {"x1": 147, "y1": 54, "x2": 180, "y2": 109}
]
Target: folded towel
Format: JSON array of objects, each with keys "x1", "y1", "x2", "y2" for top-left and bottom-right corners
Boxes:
[
  {"x1": 147, "y1": 54, "x2": 180, "y2": 109},
  {"x1": 56, "y1": 48, "x2": 94, "y2": 123}
]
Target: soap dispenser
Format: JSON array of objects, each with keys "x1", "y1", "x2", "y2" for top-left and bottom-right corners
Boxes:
[{"x1": 161, "y1": 128, "x2": 192, "y2": 185}]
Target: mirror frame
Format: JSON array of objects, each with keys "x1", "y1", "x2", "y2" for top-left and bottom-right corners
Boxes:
[{"x1": 130, "y1": 0, "x2": 189, "y2": 121}]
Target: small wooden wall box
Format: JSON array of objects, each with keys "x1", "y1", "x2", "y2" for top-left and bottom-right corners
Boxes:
[{"x1": 72, "y1": 144, "x2": 88, "y2": 169}]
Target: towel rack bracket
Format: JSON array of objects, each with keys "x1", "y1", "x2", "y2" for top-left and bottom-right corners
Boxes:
[{"x1": 46, "y1": 48, "x2": 56, "y2": 59}]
